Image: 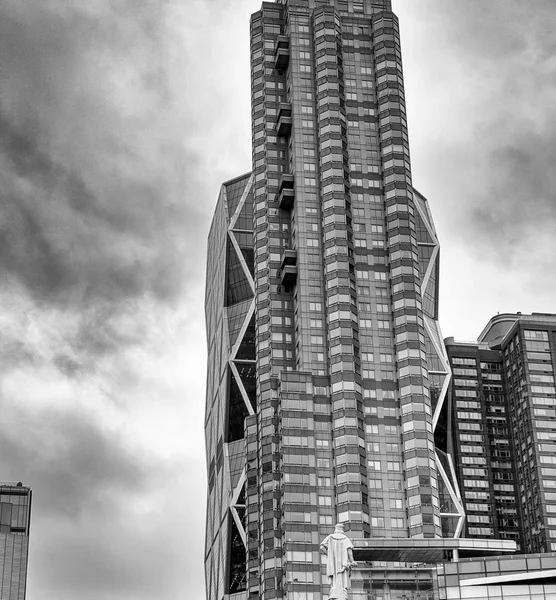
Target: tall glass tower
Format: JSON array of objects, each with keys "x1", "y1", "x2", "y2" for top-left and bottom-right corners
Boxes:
[{"x1": 204, "y1": 2, "x2": 510, "y2": 600}]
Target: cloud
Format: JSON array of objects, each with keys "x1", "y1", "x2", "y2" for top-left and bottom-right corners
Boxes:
[
  {"x1": 0, "y1": 403, "x2": 148, "y2": 518},
  {"x1": 0, "y1": 0, "x2": 203, "y2": 309},
  {"x1": 399, "y1": 0, "x2": 556, "y2": 257},
  {"x1": 469, "y1": 127, "x2": 556, "y2": 256},
  {"x1": 0, "y1": 1, "x2": 216, "y2": 598},
  {"x1": 0, "y1": 397, "x2": 203, "y2": 600},
  {"x1": 394, "y1": 0, "x2": 556, "y2": 339}
]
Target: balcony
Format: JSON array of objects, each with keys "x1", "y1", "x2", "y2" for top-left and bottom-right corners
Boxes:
[
  {"x1": 279, "y1": 265, "x2": 297, "y2": 288},
  {"x1": 280, "y1": 249, "x2": 297, "y2": 271},
  {"x1": 278, "y1": 173, "x2": 295, "y2": 210},
  {"x1": 274, "y1": 35, "x2": 290, "y2": 70},
  {"x1": 275, "y1": 103, "x2": 292, "y2": 137},
  {"x1": 278, "y1": 187, "x2": 294, "y2": 210},
  {"x1": 278, "y1": 173, "x2": 294, "y2": 193},
  {"x1": 277, "y1": 173, "x2": 294, "y2": 209},
  {"x1": 278, "y1": 248, "x2": 297, "y2": 287}
]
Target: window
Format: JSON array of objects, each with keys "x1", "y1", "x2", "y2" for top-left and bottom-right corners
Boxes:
[
  {"x1": 524, "y1": 330, "x2": 548, "y2": 341},
  {"x1": 391, "y1": 518, "x2": 404, "y2": 528}
]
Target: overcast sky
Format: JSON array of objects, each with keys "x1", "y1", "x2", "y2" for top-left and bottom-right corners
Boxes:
[{"x1": 0, "y1": 0, "x2": 554, "y2": 599}]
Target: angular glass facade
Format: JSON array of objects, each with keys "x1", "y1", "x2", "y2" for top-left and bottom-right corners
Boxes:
[
  {"x1": 0, "y1": 483, "x2": 32, "y2": 600},
  {"x1": 205, "y1": 173, "x2": 255, "y2": 600}
]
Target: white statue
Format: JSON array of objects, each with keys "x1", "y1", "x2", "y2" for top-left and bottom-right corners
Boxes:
[{"x1": 319, "y1": 523, "x2": 357, "y2": 600}]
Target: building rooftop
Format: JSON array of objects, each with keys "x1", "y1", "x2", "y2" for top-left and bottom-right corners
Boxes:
[{"x1": 478, "y1": 312, "x2": 556, "y2": 347}]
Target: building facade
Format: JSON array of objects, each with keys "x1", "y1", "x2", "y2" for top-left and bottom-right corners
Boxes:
[
  {"x1": 436, "y1": 551, "x2": 556, "y2": 600},
  {"x1": 445, "y1": 339, "x2": 522, "y2": 549},
  {"x1": 0, "y1": 483, "x2": 32, "y2": 600},
  {"x1": 204, "y1": 1, "x2": 470, "y2": 599},
  {"x1": 446, "y1": 313, "x2": 556, "y2": 556}
]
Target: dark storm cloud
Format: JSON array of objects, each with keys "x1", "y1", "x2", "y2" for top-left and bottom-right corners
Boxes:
[
  {"x1": 0, "y1": 404, "x2": 148, "y2": 517},
  {"x1": 407, "y1": 0, "x2": 556, "y2": 267},
  {"x1": 470, "y1": 127, "x2": 556, "y2": 253},
  {"x1": 0, "y1": 0, "x2": 203, "y2": 308},
  {"x1": 0, "y1": 2, "x2": 210, "y2": 598},
  {"x1": 0, "y1": 400, "x2": 194, "y2": 599}
]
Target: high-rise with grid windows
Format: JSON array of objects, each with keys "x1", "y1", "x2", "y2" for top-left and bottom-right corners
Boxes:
[
  {"x1": 204, "y1": 2, "x2": 516, "y2": 600},
  {"x1": 446, "y1": 313, "x2": 556, "y2": 556},
  {"x1": 0, "y1": 483, "x2": 32, "y2": 600}
]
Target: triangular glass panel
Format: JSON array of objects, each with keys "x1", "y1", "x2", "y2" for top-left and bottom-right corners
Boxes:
[
  {"x1": 429, "y1": 372, "x2": 446, "y2": 415},
  {"x1": 228, "y1": 514, "x2": 247, "y2": 593},
  {"x1": 237, "y1": 482, "x2": 246, "y2": 507},
  {"x1": 228, "y1": 438, "x2": 245, "y2": 492},
  {"x1": 236, "y1": 506, "x2": 246, "y2": 529},
  {"x1": 235, "y1": 360, "x2": 257, "y2": 411},
  {"x1": 226, "y1": 239, "x2": 253, "y2": 307},
  {"x1": 422, "y1": 267, "x2": 438, "y2": 319},
  {"x1": 415, "y1": 210, "x2": 435, "y2": 245},
  {"x1": 227, "y1": 299, "x2": 252, "y2": 348},
  {"x1": 441, "y1": 515, "x2": 459, "y2": 538},
  {"x1": 437, "y1": 471, "x2": 457, "y2": 514},
  {"x1": 437, "y1": 449, "x2": 457, "y2": 489},
  {"x1": 426, "y1": 340, "x2": 444, "y2": 373},
  {"x1": 236, "y1": 315, "x2": 256, "y2": 361},
  {"x1": 414, "y1": 189, "x2": 436, "y2": 233},
  {"x1": 233, "y1": 195, "x2": 253, "y2": 232},
  {"x1": 418, "y1": 244, "x2": 434, "y2": 279},
  {"x1": 227, "y1": 369, "x2": 249, "y2": 442},
  {"x1": 232, "y1": 231, "x2": 255, "y2": 279},
  {"x1": 226, "y1": 176, "x2": 249, "y2": 221}
]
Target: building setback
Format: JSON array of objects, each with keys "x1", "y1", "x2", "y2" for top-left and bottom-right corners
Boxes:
[{"x1": 0, "y1": 484, "x2": 31, "y2": 600}]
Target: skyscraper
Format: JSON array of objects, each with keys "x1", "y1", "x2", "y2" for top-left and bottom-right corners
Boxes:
[
  {"x1": 0, "y1": 483, "x2": 32, "y2": 600},
  {"x1": 446, "y1": 312, "x2": 556, "y2": 555},
  {"x1": 445, "y1": 338, "x2": 523, "y2": 549},
  {"x1": 204, "y1": 2, "x2": 514, "y2": 600}
]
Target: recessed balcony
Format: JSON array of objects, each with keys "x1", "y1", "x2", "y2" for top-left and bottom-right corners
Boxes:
[
  {"x1": 278, "y1": 187, "x2": 295, "y2": 210},
  {"x1": 278, "y1": 173, "x2": 294, "y2": 193},
  {"x1": 280, "y1": 249, "x2": 297, "y2": 271},
  {"x1": 277, "y1": 173, "x2": 294, "y2": 209},
  {"x1": 275, "y1": 103, "x2": 292, "y2": 137},
  {"x1": 274, "y1": 35, "x2": 290, "y2": 70},
  {"x1": 279, "y1": 265, "x2": 297, "y2": 288}
]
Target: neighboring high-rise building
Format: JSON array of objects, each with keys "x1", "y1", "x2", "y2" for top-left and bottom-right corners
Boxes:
[
  {"x1": 445, "y1": 339, "x2": 522, "y2": 549},
  {"x1": 446, "y1": 312, "x2": 556, "y2": 556},
  {"x1": 204, "y1": 2, "x2": 531, "y2": 600},
  {"x1": 0, "y1": 483, "x2": 32, "y2": 600}
]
